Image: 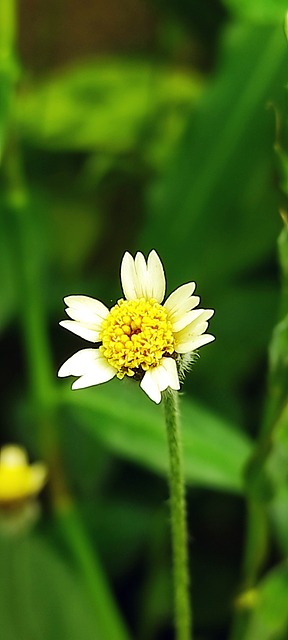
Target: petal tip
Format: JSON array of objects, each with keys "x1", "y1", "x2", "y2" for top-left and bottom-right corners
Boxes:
[
  {"x1": 57, "y1": 364, "x2": 67, "y2": 377},
  {"x1": 71, "y1": 380, "x2": 81, "y2": 390},
  {"x1": 149, "y1": 248, "x2": 160, "y2": 260}
]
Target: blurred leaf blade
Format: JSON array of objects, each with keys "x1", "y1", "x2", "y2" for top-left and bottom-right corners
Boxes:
[
  {"x1": 243, "y1": 562, "x2": 288, "y2": 640},
  {"x1": 223, "y1": 0, "x2": 288, "y2": 24},
  {"x1": 0, "y1": 211, "x2": 18, "y2": 331},
  {"x1": 141, "y1": 23, "x2": 287, "y2": 419},
  {"x1": 16, "y1": 59, "x2": 200, "y2": 154},
  {"x1": 0, "y1": 533, "x2": 102, "y2": 640},
  {"x1": 54, "y1": 505, "x2": 131, "y2": 640},
  {"x1": 59, "y1": 380, "x2": 251, "y2": 494},
  {"x1": 0, "y1": 0, "x2": 18, "y2": 160},
  {"x1": 144, "y1": 24, "x2": 286, "y2": 280},
  {"x1": 264, "y1": 217, "x2": 288, "y2": 429}
]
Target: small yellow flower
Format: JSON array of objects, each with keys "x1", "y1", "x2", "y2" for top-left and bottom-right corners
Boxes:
[
  {"x1": 0, "y1": 445, "x2": 47, "y2": 504},
  {"x1": 58, "y1": 250, "x2": 215, "y2": 403}
]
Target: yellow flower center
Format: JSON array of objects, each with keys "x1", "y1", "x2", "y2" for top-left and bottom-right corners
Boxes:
[{"x1": 100, "y1": 298, "x2": 175, "y2": 378}]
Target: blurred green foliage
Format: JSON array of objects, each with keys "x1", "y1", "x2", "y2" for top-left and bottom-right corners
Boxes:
[
  {"x1": 16, "y1": 60, "x2": 199, "y2": 155},
  {"x1": 2, "y1": 0, "x2": 288, "y2": 638}
]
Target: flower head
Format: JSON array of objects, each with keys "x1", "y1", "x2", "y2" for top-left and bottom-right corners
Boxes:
[
  {"x1": 0, "y1": 445, "x2": 47, "y2": 504},
  {"x1": 58, "y1": 250, "x2": 214, "y2": 403}
]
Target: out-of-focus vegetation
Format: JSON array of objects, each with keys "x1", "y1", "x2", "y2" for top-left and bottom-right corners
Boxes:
[{"x1": 2, "y1": 0, "x2": 288, "y2": 638}]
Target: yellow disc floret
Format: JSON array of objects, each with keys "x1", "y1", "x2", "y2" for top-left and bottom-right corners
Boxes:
[{"x1": 100, "y1": 298, "x2": 175, "y2": 378}]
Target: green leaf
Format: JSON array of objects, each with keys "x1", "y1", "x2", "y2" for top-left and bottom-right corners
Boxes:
[
  {"x1": 0, "y1": 533, "x2": 100, "y2": 640},
  {"x1": 0, "y1": 211, "x2": 17, "y2": 331},
  {"x1": 0, "y1": 73, "x2": 12, "y2": 159},
  {"x1": 0, "y1": 0, "x2": 17, "y2": 160},
  {"x1": 144, "y1": 24, "x2": 286, "y2": 285},
  {"x1": 141, "y1": 24, "x2": 287, "y2": 418},
  {"x1": 59, "y1": 380, "x2": 251, "y2": 494},
  {"x1": 54, "y1": 506, "x2": 131, "y2": 640},
  {"x1": 270, "y1": 483, "x2": 288, "y2": 556},
  {"x1": 244, "y1": 562, "x2": 288, "y2": 640},
  {"x1": 223, "y1": 0, "x2": 288, "y2": 24},
  {"x1": 264, "y1": 312, "x2": 288, "y2": 429},
  {"x1": 15, "y1": 59, "x2": 199, "y2": 153}
]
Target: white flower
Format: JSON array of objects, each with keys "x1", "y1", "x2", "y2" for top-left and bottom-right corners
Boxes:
[{"x1": 58, "y1": 250, "x2": 215, "y2": 404}]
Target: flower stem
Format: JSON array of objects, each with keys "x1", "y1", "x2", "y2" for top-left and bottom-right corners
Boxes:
[{"x1": 163, "y1": 390, "x2": 191, "y2": 640}]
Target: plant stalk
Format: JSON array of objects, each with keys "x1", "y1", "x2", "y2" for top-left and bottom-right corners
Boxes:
[{"x1": 163, "y1": 389, "x2": 191, "y2": 640}]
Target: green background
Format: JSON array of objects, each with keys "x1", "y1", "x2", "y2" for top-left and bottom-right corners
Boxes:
[{"x1": 1, "y1": 0, "x2": 288, "y2": 638}]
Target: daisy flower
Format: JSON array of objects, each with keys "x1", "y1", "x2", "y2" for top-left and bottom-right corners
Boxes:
[{"x1": 58, "y1": 250, "x2": 214, "y2": 404}]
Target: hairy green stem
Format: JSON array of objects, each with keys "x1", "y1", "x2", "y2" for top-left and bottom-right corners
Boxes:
[{"x1": 163, "y1": 390, "x2": 191, "y2": 640}]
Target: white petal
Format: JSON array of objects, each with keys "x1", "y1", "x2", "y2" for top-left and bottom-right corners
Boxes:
[
  {"x1": 161, "y1": 358, "x2": 180, "y2": 391},
  {"x1": 134, "y1": 252, "x2": 150, "y2": 297},
  {"x1": 64, "y1": 296, "x2": 109, "y2": 319},
  {"x1": 63, "y1": 296, "x2": 109, "y2": 330},
  {"x1": 146, "y1": 250, "x2": 166, "y2": 302},
  {"x1": 176, "y1": 334, "x2": 215, "y2": 354},
  {"x1": 174, "y1": 309, "x2": 214, "y2": 341},
  {"x1": 164, "y1": 282, "x2": 196, "y2": 313},
  {"x1": 72, "y1": 365, "x2": 116, "y2": 389},
  {"x1": 65, "y1": 310, "x2": 105, "y2": 331},
  {"x1": 171, "y1": 308, "x2": 205, "y2": 333},
  {"x1": 167, "y1": 296, "x2": 200, "y2": 322},
  {"x1": 199, "y1": 309, "x2": 214, "y2": 322},
  {"x1": 120, "y1": 250, "x2": 166, "y2": 302},
  {"x1": 154, "y1": 362, "x2": 171, "y2": 392},
  {"x1": 59, "y1": 320, "x2": 101, "y2": 343},
  {"x1": 174, "y1": 307, "x2": 214, "y2": 353},
  {"x1": 58, "y1": 348, "x2": 116, "y2": 389},
  {"x1": 120, "y1": 252, "x2": 139, "y2": 300},
  {"x1": 58, "y1": 348, "x2": 104, "y2": 377},
  {"x1": 140, "y1": 358, "x2": 180, "y2": 403},
  {"x1": 140, "y1": 370, "x2": 162, "y2": 404},
  {"x1": 194, "y1": 321, "x2": 209, "y2": 334}
]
